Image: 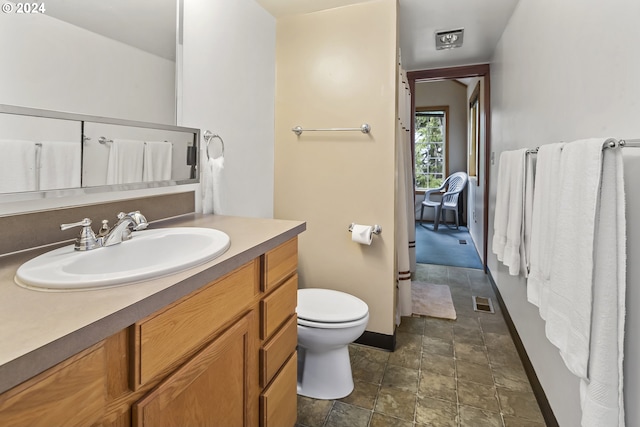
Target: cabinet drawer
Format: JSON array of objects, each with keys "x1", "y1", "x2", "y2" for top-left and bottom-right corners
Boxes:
[
  {"x1": 133, "y1": 259, "x2": 259, "y2": 388},
  {"x1": 260, "y1": 353, "x2": 297, "y2": 427},
  {"x1": 260, "y1": 315, "x2": 297, "y2": 388},
  {"x1": 263, "y1": 237, "x2": 297, "y2": 292},
  {"x1": 261, "y1": 274, "x2": 297, "y2": 340}
]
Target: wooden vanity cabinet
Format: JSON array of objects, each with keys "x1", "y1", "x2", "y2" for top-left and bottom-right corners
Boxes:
[{"x1": 0, "y1": 237, "x2": 299, "y2": 427}]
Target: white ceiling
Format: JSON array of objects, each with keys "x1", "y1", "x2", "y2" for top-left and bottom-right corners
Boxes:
[
  {"x1": 257, "y1": 0, "x2": 521, "y2": 71},
  {"x1": 45, "y1": 0, "x2": 520, "y2": 70}
]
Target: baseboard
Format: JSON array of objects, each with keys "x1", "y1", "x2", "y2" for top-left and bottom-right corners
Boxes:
[
  {"x1": 355, "y1": 330, "x2": 396, "y2": 351},
  {"x1": 486, "y1": 269, "x2": 559, "y2": 427}
]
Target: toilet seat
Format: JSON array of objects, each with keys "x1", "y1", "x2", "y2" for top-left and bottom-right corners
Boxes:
[{"x1": 297, "y1": 288, "x2": 369, "y2": 328}]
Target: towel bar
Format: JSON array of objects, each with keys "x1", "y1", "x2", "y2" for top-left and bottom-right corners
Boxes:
[{"x1": 292, "y1": 123, "x2": 371, "y2": 136}]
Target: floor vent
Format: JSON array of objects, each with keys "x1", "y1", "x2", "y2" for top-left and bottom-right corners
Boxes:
[
  {"x1": 459, "y1": 239, "x2": 467, "y2": 245},
  {"x1": 472, "y1": 296, "x2": 495, "y2": 313}
]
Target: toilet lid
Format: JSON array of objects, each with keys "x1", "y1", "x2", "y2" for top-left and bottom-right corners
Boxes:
[{"x1": 297, "y1": 288, "x2": 369, "y2": 323}]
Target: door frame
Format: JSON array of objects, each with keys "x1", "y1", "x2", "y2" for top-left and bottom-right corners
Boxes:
[{"x1": 407, "y1": 64, "x2": 491, "y2": 272}]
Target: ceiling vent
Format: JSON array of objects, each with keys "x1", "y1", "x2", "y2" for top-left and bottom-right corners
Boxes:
[{"x1": 435, "y1": 28, "x2": 464, "y2": 50}]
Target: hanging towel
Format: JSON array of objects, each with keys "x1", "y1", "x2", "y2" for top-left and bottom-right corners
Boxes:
[
  {"x1": 527, "y1": 143, "x2": 564, "y2": 310},
  {"x1": 578, "y1": 144, "x2": 626, "y2": 427},
  {"x1": 0, "y1": 139, "x2": 37, "y2": 193},
  {"x1": 519, "y1": 153, "x2": 535, "y2": 277},
  {"x1": 143, "y1": 141, "x2": 172, "y2": 182},
  {"x1": 491, "y1": 148, "x2": 528, "y2": 275},
  {"x1": 544, "y1": 138, "x2": 624, "y2": 383},
  {"x1": 38, "y1": 141, "x2": 81, "y2": 191},
  {"x1": 202, "y1": 149, "x2": 225, "y2": 215},
  {"x1": 106, "y1": 139, "x2": 145, "y2": 185}
]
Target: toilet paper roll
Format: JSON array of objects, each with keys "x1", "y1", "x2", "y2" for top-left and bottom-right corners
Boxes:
[{"x1": 351, "y1": 224, "x2": 373, "y2": 245}]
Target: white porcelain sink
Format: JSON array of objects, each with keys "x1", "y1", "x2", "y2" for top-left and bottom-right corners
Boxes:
[{"x1": 15, "y1": 227, "x2": 231, "y2": 291}]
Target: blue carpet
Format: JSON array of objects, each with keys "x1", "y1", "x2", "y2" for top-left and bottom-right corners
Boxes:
[{"x1": 415, "y1": 222, "x2": 483, "y2": 269}]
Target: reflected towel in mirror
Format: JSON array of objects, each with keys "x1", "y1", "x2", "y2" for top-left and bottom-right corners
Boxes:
[
  {"x1": 143, "y1": 141, "x2": 172, "y2": 182},
  {"x1": 106, "y1": 139, "x2": 145, "y2": 184},
  {"x1": 39, "y1": 141, "x2": 81, "y2": 191},
  {"x1": 0, "y1": 139, "x2": 37, "y2": 192}
]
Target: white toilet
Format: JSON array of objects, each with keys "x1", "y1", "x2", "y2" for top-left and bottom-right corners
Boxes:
[{"x1": 296, "y1": 288, "x2": 369, "y2": 400}]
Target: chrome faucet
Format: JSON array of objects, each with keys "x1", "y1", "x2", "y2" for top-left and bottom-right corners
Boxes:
[{"x1": 60, "y1": 211, "x2": 148, "y2": 251}]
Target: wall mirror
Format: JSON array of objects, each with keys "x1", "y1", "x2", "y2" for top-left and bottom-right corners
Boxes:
[
  {"x1": 0, "y1": 0, "x2": 194, "y2": 204},
  {"x1": 0, "y1": 104, "x2": 198, "y2": 202},
  {"x1": 0, "y1": 0, "x2": 180, "y2": 125}
]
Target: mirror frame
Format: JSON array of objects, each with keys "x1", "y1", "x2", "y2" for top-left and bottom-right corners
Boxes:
[{"x1": 0, "y1": 103, "x2": 199, "y2": 204}]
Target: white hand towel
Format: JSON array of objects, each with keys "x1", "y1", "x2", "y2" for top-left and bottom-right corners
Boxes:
[
  {"x1": 106, "y1": 139, "x2": 145, "y2": 185},
  {"x1": 143, "y1": 141, "x2": 172, "y2": 182},
  {"x1": 38, "y1": 141, "x2": 81, "y2": 191},
  {"x1": 492, "y1": 148, "x2": 527, "y2": 275},
  {"x1": 578, "y1": 144, "x2": 626, "y2": 427},
  {"x1": 527, "y1": 143, "x2": 564, "y2": 310},
  {"x1": 0, "y1": 139, "x2": 37, "y2": 192},
  {"x1": 201, "y1": 151, "x2": 225, "y2": 215}
]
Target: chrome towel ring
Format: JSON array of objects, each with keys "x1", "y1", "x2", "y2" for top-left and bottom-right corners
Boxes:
[{"x1": 203, "y1": 130, "x2": 225, "y2": 160}]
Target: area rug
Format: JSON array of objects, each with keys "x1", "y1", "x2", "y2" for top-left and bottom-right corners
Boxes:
[
  {"x1": 411, "y1": 281, "x2": 457, "y2": 320},
  {"x1": 415, "y1": 223, "x2": 483, "y2": 269}
]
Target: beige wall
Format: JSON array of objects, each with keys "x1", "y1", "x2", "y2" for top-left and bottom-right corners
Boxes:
[{"x1": 274, "y1": 0, "x2": 398, "y2": 335}]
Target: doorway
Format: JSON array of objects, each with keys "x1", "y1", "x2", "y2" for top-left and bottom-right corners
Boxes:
[{"x1": 408, "y1": 64, "x2": 491, "y2": 271}]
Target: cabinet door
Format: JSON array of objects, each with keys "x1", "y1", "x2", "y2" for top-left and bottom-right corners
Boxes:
[
  {"x1": 0, "y1": 345, "x2": 106, "y2": 427},
  {"x1": 133, "y1": 311, "x2": 257, "y2": 427}
]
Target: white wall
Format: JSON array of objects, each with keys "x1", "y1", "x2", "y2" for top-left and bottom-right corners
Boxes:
[
  {"x1": 490, "y1": 0, "x2": 640, "y2": 425},
  {"x1": 181, "y1": 0, "x2": 276, "y2": 218}
]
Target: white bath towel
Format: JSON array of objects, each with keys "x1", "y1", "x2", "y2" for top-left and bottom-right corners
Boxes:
[
  {"x1": 202, "y1": 150, "x2": 225, "y2": 215},
  {"x1": 106, "y1": 139, "x2": 145, "y2": 185},
  {"x1": 578, "y1": 144, "x2": 626, "y2": 427},
  {"x1": 143, "y1": 141, "x2": 172, "y2": 182},
  {"x1": 491, "y1": 148, "x2": 528, "y2": 275},
  {"x1": 0, "y1": 139, "x2": 37, "y2": 192},
  {"x1": 38, "y1": 141, "x2": 81, "y2": 191},
  {"x1": 527, "y1": 143, "x2": 564, "y2": 310},
  {"x1": 544, "y1": 138, "x2": 624, "y2": 383}
]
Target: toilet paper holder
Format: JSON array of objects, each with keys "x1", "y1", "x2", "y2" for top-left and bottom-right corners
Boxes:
[{"x1": 348, "y1": 223, "x2": 382, "y2": 235}]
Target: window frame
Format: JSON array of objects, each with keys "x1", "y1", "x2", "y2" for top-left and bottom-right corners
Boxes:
[{"x1": 414, "y1": 105, "x2": 450, "y2": 192}]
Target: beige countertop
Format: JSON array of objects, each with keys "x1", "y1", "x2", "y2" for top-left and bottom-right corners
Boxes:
[{"x1": 0, "y1": 214, "x2": 305, "y2": 394}]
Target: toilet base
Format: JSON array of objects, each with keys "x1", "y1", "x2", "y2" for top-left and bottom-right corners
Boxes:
[{"x1": 297, "y1": 345, "x2": 354, "y2": 400}]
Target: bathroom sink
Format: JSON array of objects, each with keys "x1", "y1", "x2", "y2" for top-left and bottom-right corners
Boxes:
[{"x1": 15, "y1": 227, "x2": 231, "y2": 291}]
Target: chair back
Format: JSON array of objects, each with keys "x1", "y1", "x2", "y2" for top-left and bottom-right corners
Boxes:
[{"x1": 442, "y1": 172, "x2": 468, "y2": 207}]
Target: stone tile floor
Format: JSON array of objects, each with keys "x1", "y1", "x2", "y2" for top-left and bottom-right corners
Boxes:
[{"x1": 296, "y1": 263, "x2": 546, "y2": 427}]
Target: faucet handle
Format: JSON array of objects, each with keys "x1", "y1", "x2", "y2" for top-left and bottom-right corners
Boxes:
[
  {"x1": 60, "y1": 218, "x2": 100, "y2": 251},
  {"x1": 60, "y1": 217, "x2": 93, "y2": 231},
  {"x1": 118, "y1": 210, "x2": 148, "y2": 231}
]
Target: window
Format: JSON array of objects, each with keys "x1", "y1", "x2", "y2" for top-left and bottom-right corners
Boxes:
[{"x1": 414, "y1": 107, "x2": 448, "y2": 190}]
